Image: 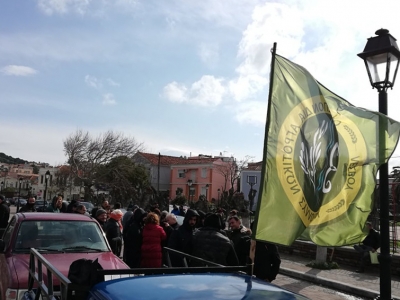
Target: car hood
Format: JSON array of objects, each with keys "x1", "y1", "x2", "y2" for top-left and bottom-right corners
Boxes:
[
  {"x1": 10, "y1": 252, "x2": 128, "y2": 289},
  {"x1": 91, "y1": 273, "x2": 309, "y2": 300}
]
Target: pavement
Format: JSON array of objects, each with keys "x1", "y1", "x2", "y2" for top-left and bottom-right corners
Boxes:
[{"x1": 278, "y1": 252, "x2": 400, "y2": 300}]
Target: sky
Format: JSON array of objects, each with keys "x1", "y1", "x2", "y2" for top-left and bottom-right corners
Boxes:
[{"x1": 2, "y1": 0, "x2": 400, "y2": 170}]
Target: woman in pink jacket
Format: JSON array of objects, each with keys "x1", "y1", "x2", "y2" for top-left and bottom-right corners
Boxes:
[{"x1": 141, "y1": 212, "x2": 167, "y2": 268}]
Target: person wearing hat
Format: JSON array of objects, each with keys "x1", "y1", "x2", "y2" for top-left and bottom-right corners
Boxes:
[
  {"x1": 0, "y1": 195, "x2": 10, "y2": 236},
  {"x1": 354, "y1": 221, "x2": 381, "y2": 273}
]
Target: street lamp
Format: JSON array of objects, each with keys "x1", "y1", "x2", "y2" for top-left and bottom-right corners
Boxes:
[
  {"x1": 247, "y1": 175, "x2": 257, "y2": 212},
  {"x1": 217, "y1": 188, "x2": 221, "y2": 207},
  {"x1": 44, "y1": 170, "x2": 50, "y2": 209},
  {"x1": 17, "y1": 177, "x2": 23, "y2": 212},
  {"x1": 205, "y1": 184, "x2": 209, "y2": 200},
  {"x1": 0, "y1": 181, "x2": 3, "y2": 192},
  {"x1": 358, "y1": 28, "x2": 400, "y2": 300},
  {"x1": 187, "y1": 180, "x2": 193, "y2": 202}
]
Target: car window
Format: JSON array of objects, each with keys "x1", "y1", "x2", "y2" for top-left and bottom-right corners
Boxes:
[
  {"x1": 2, "y1": 217, "x2": 16, "y2": 248},
  {"x1": 14, "y1": 220, "x2": 109, "y2": 252}
]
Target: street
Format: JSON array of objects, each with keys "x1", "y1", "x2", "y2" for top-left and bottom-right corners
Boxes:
[{"x1": 274, "y1": 274, "x2": 365, "y2": 300}]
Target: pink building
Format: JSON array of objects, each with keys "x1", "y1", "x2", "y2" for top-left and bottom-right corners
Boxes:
[{"x1": 170, "y1": 155, "x2": 235, "y2": 203}]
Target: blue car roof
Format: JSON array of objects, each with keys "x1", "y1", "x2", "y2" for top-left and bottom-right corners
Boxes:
[{"x1": 89, "y1": 273, "x2": 308, "y2": 300}]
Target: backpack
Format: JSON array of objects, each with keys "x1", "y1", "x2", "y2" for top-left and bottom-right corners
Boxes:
[{"x1": 68, "y1": 258, "x2": 103, "y2": 287}]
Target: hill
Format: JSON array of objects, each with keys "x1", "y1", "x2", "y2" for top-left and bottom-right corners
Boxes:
[{"x1": 0, "y1": 152, "x2": 28, "y2": 165}]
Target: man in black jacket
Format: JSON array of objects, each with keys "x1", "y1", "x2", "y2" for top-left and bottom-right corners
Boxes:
[
  {"x1": 354, "y1": 221, "x2": 380, "y2": 273},
  {"x1": 192, "y1": 213, "x2": 239, "y2": 266},
  {"x1": 19, "y1": 196, "x2": 36, "y2": 212},
  {"x1": 168, "y1": 209, "x2": 199, "y2": 266},
  {"x1": 0, "y1": 195, "x2": 10, "y2": 236}
]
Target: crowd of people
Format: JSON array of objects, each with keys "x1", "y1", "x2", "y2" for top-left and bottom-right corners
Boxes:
[{"x1": 0, "y1": 194, "x2": 282, "y2": 283}]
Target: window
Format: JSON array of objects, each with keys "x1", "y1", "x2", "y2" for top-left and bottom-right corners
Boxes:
[
  {"x1": 201, "y1": 168, "x2": 207, "y2": 178},
  {"x1": 178, "y1": 170, "x2": 186, "y2": 178},
  {"x1": 3, "y1": 217, "x2": 16, "y2": 248}
]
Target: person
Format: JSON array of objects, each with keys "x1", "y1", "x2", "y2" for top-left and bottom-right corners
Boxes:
[
  {"x1": 171, "y1": 205, "x2": 180, "y2": 216},
  {"x1": 168, "y1": 209, "x2": 199, "y2": 266},
  {"x1": 46, "y1": 196, "x2": 63, "y2": 213},
  {"x1": 60, "y1": 200, "x2": 68, "y2": 213},
  {"x1": 253, "y1": 240, "x2": 281, "y2": 282},
  {"x1": 76, "y1": 204, "x2": 89, "y2": 215},
  {"x1": 251, "y1": 222, "x2": 281, "y2": 282},
  {"x1": 122, "y1": 205, "x2": 138, "y2": 229},
  {"x1": 66, "y1": 199, "x2": 79, "y2": 213},
  {"x1": 113, "y1": 202, "x2": 122, "y2": 210},
  {"x1": 196, "y1": 210, "x2": 206, "y2": 228},
  {"x1": 127, "y1": 200, "x2": 134, "y2": 211},
  {"x1": 95, "y1": 209, "x2": 108, "y2": 230},
  {"x1": 192, "y1": 213, "x2": 239, "y2": 266},
  {"x1": 140, "y1": 212, "x2": 166, "y2": 268},
  {"x1": 101, "y1": 200, "x2": 111, "y2": 218},
  {"x1": 19, "y1": 196, "x2": 36, "y2": 212},
  {"x1": 104, "y1": 209, "x2": 123, "y2": 256},
  {"x1": 354, "y1": 221, "x2": 381, "y2": 273},
  {"x1": 0, "y1": 195, "x2": 10, "y2": 236},
  {"x1": 226, "y1": 216, "x2": 252, "y2": 265},
  {"x1": 162, "y1": 213, "x2": 179, "y2": 244},
  {"x1": 124, "y1": 208, "x2": 147, "y2": 268},
  {"x1": 178, "y1": 205, "x2": 186, "y2": 217},
  {"x1": 19, "y1": 222, "x2": 40, "y2": 249}
]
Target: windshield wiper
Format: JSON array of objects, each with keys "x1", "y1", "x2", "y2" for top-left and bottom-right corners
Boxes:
[
  {"x1": 62, "y1": 246, "x2": 106, "y2": 252},
  {"x1": 14, "y1": 248, "x2": 64, "y2": 253}
]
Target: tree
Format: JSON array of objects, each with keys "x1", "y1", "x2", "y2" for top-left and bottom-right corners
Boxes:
[
  {"x1": 214, "y1": 155, "x2": 254, "y2": 210},
  {"x1": 96, "y1": 156, "x2": 150, "y2": 207},
  {"x1": 63, "y1": 130, "x2": 144, "y2": 199}
]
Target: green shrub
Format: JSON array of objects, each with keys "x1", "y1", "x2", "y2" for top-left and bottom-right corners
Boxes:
[{"x1": 306, "y1": 260, "x2": 339, "y2": 270}]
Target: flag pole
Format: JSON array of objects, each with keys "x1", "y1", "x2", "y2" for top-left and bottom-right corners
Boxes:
[
  {"x1": 250, "y1": 43, "x2": 277, "y2": 270},
  {"x1": 252, "y1": 42, "x2": 277, "y2": 235}
]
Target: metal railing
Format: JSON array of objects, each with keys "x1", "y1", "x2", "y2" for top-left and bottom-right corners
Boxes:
[{"x1": 27, "y1": 247, "x2": 252, "y2": 300}]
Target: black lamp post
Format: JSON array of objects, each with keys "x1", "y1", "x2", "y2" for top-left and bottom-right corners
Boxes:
[
  {"x1": 205, "y1": 184, "x2": 209, "y2": 200},
  {"x1": 358, "y1": 28, "x2": 400, "y2": 300},
  {"x1": 187, "y1": 180, "x2": 193, "y2": 202},
  {"x1": 0, "y1": 181, "x2": 3, "y2": 192},
  {"x1": 17, "y1": 178, "x2": 22, "y2": 212},
  {"x1": 44, "y1": 170, "x2": 50, "y2": 209}
]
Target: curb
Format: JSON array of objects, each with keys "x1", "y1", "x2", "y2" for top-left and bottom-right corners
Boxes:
[{"x1": 279, "y1": 267, "x2": 400, "y2": 300}]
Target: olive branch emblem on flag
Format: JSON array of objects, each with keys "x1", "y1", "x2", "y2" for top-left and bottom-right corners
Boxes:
[{"x1": 299, "y1": 119, "x2": 339, "y2": 207}]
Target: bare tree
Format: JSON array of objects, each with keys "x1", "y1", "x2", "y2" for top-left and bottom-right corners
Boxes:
[
  {"x1": 214, "y1": 155, "x2": 254, "y2": 209},
  {"x1": 63, "y1": 130, "x2": 144, "y2": 197}
]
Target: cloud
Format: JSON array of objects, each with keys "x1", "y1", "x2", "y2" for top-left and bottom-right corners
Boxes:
[
  {"x1": 163, "y1": 75, "x2": 225, "y2": 107},
  {"x1": 198, "y1": 43, "x2": 219, "y2": 67},
  {"x1": 37, "y1": 0, "x2": 92, "y2": 15},
  {"x1": 102, "y1": 93, "x2": 116, "y2": 105},
  {"x1": 234, "y1": 101, "x2": 267, "y2": 126},
  {"x1": 107, "y1": 78, "x2": 120, "y2": 87},
  {"x1": 37, "y1": 0, "x2": 140, "y2": 16},
  {"x1": 85, "y1": 75, "x2": 102, "y2": 89},
  {"x1": 1, "y1": 65, "x2": 38, "y2": 76}
]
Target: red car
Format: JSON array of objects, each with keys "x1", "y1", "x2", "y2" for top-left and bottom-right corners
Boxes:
[{"x1": 0, "y1": 213, "x2": 128, "y2": 300}]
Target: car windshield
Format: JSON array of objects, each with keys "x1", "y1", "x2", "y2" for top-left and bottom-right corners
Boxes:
[{"x1": 14, "y1": 220, "x2": 109, "y2": 252}]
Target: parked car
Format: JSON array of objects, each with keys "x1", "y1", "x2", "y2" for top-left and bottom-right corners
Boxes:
[
  {"x1": 80, "y1": 201, "x2": 94, "y2": 214},
  {"x1": 14, "y1": 198, "x2": 27, "y2": 207},
  {"x1": 24, "y1": 249, "x2": 309, "y2": 300},
  {"x1": 33, "y1": 200, "x2": 48, "y2": 212},
  {"x1": 88, "y1": 273, "x2": 309, "y2": 300},
  {"x1": 0, "y1": 212, "x2": 129, "y2": 300}
]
